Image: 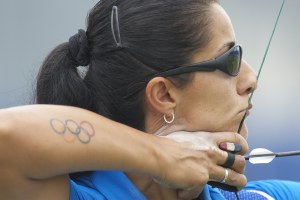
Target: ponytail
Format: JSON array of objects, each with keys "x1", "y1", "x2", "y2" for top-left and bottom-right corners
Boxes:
[
  {"x1": 35, "y1": 30, "x2": 95, "y2": 111},
  {"x1": 35, "y1": 0, "x2": 218, "y2": 131}
]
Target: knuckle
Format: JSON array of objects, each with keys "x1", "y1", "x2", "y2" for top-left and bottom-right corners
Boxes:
[
  {"x1": 238, "y1": 175, "x2": 248, "y2": 189},
  {"x1": 207, "y1": 162, "x2": 214, "y2": 174},
  {"x1": 199, "y1": 173, "x2": 209, "y2": 185},
  {"x1": 234, "y1": 134, "x2": 249, "y2": 154},
  {"x1": 243, "y1": 142, "x2": 249, "y2": 154},
  {"x1": 236, "y1": 155, "x2": 246, "y2": 167},
  {"x1": 231, "y1": 155, "x2": 246, "y2": 173},
  {"x1": 188, "y1": 173, "x2": 208, "y2": 189},
  {"x1": 240, "y1": 137, "x2": 249, "y2": 153},
  {"x1": 207, "y1": 146, "x2": 218, "y2": 159},
  {"x1": 233, "y1": 133, "x2": 240, "y2": 144},
  {"x1": 227, "y1": 170, "x2": 234, "y2": 183},
  {"x1": 228, "y1": 171, "x2": 247, "y2": 188},
  {"x1": 240, "y1": 156, "x2": 246, "y2": 166}
]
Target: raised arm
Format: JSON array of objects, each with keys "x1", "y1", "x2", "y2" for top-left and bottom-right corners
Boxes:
[
  {"x1": 0, "y1": 105, "x2": 160, "y2": 199},
  {"x1": 0, "y1": 105, "x2": 247, "y2": 200}
]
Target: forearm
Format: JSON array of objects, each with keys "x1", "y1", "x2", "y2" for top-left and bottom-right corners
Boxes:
[{"x1": 0, "y1": 105, "x2": 159, "y2": 179}]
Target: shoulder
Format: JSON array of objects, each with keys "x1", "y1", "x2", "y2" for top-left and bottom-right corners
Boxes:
[
  {"x1": 0, "y1": 175, "x2": 70, "y2": 200},
  {"x1": 70, "y1": 171, "x2": 105, "y2": 200},
  {"x1": 245, "y1": 179, "x2": 300, "y2": 199},
  {"x1": 70, "y1": 171, "x2": 147, "y2": 200}
]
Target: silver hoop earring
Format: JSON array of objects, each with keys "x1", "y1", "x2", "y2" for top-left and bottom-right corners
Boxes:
[{"x1": 164, "y1": 112, "x2": 175, "y2": 124}]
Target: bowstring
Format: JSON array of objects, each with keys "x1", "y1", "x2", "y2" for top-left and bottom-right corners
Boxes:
[
  {"x1": 237, "y1": 0, "x2": 285, "y2": 134},
  {"x1": 235, "y1": 2, "x2": 285, "y2": 198}
]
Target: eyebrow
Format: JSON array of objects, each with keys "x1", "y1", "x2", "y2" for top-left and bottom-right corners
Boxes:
[{"x1": 218, "y1": 41, "x2": 236, "y2": 52}]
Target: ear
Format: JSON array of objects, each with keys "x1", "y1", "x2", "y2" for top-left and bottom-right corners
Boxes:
[{"x1": 145, "y1": 77, "x2": 177, "y2": 115}]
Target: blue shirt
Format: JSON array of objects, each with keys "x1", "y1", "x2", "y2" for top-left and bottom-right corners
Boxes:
[
  {"x1": 70, "y1": 171, "x2": 300, "y2": 200},
  {"x1": 70, "y1": 171, "x2": 146, "y2": 200}
]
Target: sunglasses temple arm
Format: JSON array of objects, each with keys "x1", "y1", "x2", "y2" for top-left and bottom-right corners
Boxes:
[{"x1": 237, "y1": 0, "x2": 285, "y2": 134}]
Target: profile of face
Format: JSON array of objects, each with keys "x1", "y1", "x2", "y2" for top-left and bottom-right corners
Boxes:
[{"x1": 144, "y1": 3, "x2": 257, "y2": 139}]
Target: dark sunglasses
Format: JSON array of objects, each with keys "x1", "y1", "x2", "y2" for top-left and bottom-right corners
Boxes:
[
  {"x1": 155, "y1": 44, "x2": 242, "y2": 78},
  {"x1": 124, "y1": 44, "x2": 242, "y2": 98}
]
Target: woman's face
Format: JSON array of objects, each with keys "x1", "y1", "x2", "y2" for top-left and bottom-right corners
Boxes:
[{"x1": 173, "y1": 4, "x2": 257, "y2": 138}]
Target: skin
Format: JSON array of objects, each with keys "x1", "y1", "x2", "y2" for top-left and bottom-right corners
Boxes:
[
  {"x1": 0, "y1": 107, "x2": 247, "y2": 200},
  {"x1": 173, "y1": 3, "x2": 256, "y2": 137},
  {"x1": 129, "y1": 3, "x2": 257, "y2": 200},
  {"x1": 0, "y1": 3, "x2": 253, "y2": 200}
]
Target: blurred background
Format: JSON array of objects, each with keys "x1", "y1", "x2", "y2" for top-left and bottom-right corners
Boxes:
[{"x1": 0, "y1": 0, "x2": 299, "y2": 182}]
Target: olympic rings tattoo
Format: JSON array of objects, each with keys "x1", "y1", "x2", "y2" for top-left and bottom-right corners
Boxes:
[{"x1": 50, "y1": 119, "x2": 95, "y2": 144}]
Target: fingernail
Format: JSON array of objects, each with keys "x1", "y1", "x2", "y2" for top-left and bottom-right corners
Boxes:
[
  {"x1": 219, "y1": 142, "x2": 242, "y2": 153},
  {"x1": 219, "y1": 142, "x2": 228, "y2": 150}
]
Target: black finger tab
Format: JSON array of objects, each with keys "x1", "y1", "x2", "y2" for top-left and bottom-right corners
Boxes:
[{"x1": 223, "y1": 152, "x2": 235, "y2": 168}]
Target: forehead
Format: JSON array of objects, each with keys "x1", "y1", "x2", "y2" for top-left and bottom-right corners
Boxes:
[
  {"x1": 192, "y1": 4, "x2": 236, "y2": 63},
  {"x1": 210, "y1": 4, "x2": 236, "y2": 44}
]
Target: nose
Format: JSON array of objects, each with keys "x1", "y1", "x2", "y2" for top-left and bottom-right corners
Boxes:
[{"x1": 237, "y1": 60, "x2": 257, "y2": 95}]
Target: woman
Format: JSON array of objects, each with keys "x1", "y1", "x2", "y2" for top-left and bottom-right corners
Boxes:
[
  {"x1": 37, "y1": 0, "x2": 248, "y2": 198},
  {"x1": 0, "y1": 0, "x2": 299, "y2": 199}
]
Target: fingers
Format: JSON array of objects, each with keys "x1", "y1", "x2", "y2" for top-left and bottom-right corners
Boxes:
[
  {"x1": 204, "y1": 146, "x2": 243, "y2": 170},
  {"x1": 223, "y1": 152, "x2": 235, "y2": 168},
  {"x1": 214, "y1": 150, "x2": 246, "y2": 174},
  {"x1": 210, "y1": 133, "x2": 248, "y2": 173},
  {"x1": 184, "y1": 134, "x2": 246, "y2": 174},
  {"x1": 227, "y1": 153, "x2": 246, "y2": 174},
  {"x1": 224, "y1": 168, "x2": 247, "y2": 190},
  {"x1": 213, "y1": 132, "x2": 249, "y2": 154},
  {"x1": 219, "y1": 142, "x2": 242, "y2": 153},
  {"x1": 205, "y1": 147, "x2": 246, "y2": 176},
  {"x1": 154, "y1": 131, "x2": 248, "y2": 193},
  {"x1": 209, "y1": 165, "x2": 247, "y2": 190},
  {"x1": 165, "y1": 131, "x2": 248, "y2": 155}
]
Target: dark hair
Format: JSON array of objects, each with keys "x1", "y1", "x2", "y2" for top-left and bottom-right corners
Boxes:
[{"x1": 35, "y1": 0, "x2": 219, "y2": 130}]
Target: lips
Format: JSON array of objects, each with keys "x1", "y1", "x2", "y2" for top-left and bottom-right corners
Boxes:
[
  {"x1": 247, "y1": 103, "x2": 253, "y2": 111},
  {"x1": 240, "y1": 102, "x2": 253, "y2": 114}
]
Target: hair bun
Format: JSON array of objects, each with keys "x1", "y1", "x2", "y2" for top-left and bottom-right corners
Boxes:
[{"x1": 69, "y1": 29, "x2": 90, "y2": 66}]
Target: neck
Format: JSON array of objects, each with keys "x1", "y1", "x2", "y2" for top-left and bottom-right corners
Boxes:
[
  {"x1": 126, "y1": 172, "x2": 177, "y2": 200},
  {"x1": 136, "y1": 114, "x2": 183, "y2": 199}
]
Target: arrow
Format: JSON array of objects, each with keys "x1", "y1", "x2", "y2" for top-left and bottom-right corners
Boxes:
[{"x1": 245, "y1": 148, "x2": 300, "y2": 164}]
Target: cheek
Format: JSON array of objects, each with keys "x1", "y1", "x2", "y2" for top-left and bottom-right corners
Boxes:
[
  {"x1": 176, "y1": 75, "x2": 238, "y2": 131},
  {"x1": 177, "y1": 91, "x2": 230, "y2": 130}
]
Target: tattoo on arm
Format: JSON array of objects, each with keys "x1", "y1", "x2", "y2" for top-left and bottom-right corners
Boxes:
[{"x1": 50, "y1": 119, "x2": 95, "y2": 144}]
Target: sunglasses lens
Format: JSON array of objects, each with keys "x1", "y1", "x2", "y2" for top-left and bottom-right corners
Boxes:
[{"x1": 227, "y1": 46, "x2": 241, "y2": 76}]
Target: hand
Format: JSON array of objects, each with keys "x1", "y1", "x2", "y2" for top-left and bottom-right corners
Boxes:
[{"x1": 152, "y1": 131, "x2": 248, "y2": 200}]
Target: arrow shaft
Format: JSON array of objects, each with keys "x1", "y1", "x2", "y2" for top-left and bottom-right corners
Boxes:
[
  {"x1": 245, "y1": 150, "x2": 300, "y2": 160},
  {"x1": 245, "y1": 153, "x2": 276, "y2": 160},
  {"x1": 276, "y1": 151, "x2": 300, "y2": 157}
]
